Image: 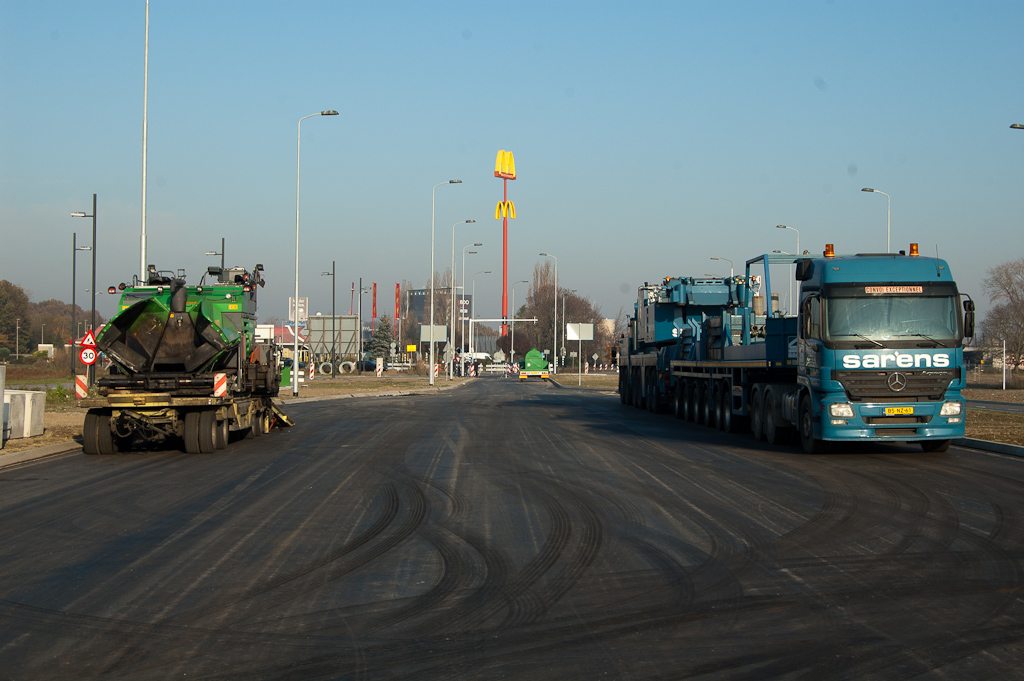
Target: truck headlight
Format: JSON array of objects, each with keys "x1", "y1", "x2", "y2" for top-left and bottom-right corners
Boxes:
[
  {"x1": 940, "y1": 401, "x2": 962, "y2": 416},
  {"x1": 829, "y1": 403, "x2": 855, "y2": 418}
]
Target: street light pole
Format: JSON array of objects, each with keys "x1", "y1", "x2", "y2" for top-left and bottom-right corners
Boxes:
[
  {"x1": 861, "y1": 188, "x2": 891, "y2": 253},
  {"x1": 461, "y1": 243, "x2": 481, "y2": 374},
  {"x1": 321, "y1": 262, "x2": 336, "y2": 371},
  {"x1": 776, "y1": 225, "x2": 799, "y2": 314},
  {"x1": 71, "y1": 234, "x2": 92, "y2": 374},
  {"x1": 71, "y1": 194, "x2": 97, "y2": 385},
  {"x1": 539, "y1": 253, "x2": 558, "y2": 374},
  {"x1": 449, "y1": 219, "x2": 475, "y2": 379},
  {"x1": 293, "y1": 109, "x2": 338, "y2": 397},
  {"x1": 710, "y1": 256, "x2": 734, "y2": 278},
  {"x1": 510, "y1": 279, "x2": 528, "y2": 365},
  {"x1": 205, "y1": 237, "x2": 225, "y2": 270},
  {"x1": 429, "y1": 179, "x2": 462, "y2": 386},
  {"x1": 471, "y1": 270, "x2": 490, "y2": 361},
  {"x1": 562, "y1": 289, "x2": 576, "y2": 368}
]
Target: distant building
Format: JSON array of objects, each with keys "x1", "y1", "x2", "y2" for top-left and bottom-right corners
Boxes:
[{"x1": 407, "y1": 288, "x2": 472, "y2": 323}]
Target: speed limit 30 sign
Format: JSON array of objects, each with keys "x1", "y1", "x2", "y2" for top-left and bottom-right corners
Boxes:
[{"x1": 80, "y1": 347, "x2": 98, "y2": 365}]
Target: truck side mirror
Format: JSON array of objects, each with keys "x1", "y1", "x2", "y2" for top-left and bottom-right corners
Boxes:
[{"x1": 963, "y1": 299, "x2": 975, "y2": 338}]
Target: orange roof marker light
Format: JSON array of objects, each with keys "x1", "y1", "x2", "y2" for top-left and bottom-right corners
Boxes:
[
  {"x1": 494, "y1": 149, "x2": 516, "y2": 179},
  {"x1": 824, "y1": 243, "x2": 836, "y2": 258},
  {"x1": 909, "y1": 243, "x2": 919, "y2": 257}
]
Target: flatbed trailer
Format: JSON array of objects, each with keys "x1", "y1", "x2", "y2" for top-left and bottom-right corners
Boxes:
[{"x1": 79, "y1": 392, "x2": 292, "y2": 455}]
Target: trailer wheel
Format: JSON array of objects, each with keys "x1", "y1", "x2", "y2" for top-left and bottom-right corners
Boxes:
[
  {"x1": 619, "y1": 369, "x2": 629, "y2": 405},
  {"x1": 799, "y1": 396, "x2": 829, "y2": 454},
  {"x1": 214, "y1": 418, "x2": 229, "y2": 450},
  {"x1": 701, "y1": 381, "x2": 714, "y2": 427},
  {"x1": 83, "y1": 410, "x2": 118, "y2": 455},
  {"x1": 750, "y1": 386, "x2": 764, "y2": 441},
  {"x1": 184, "y1": 411, "x2": 202, "y2": 453},
  {"x1": 632, "y1": 370, "x2": 644, "y2": 409},
  {"x1": 718, "y1": 383, "x2": 733, "y2": 432},
  {"x1": 764, "y1": 389, "x2": 786, "y2": 445},
  {"x1": 682, "y1": 381, "x2": 695, "y2": 422},
  {"x1": 198, "y1": 410, "x2": 217, "y2": 454},
  {"x1": 920, "y1": 439, "x2": 951, "y2": 453},
  {"x1": 672, "y1": 381, "x2": 684, "y2": 419},
  {"x1": 646, "y1": 372, "x2": 659, "y2": 413}
]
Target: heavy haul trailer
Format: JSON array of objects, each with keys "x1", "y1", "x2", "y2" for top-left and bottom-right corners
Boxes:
[
  {"x1": 618, "y1": 243, "x2": 975, "y2": 454},
  {"x1": 80, "y1": 264, "x2": 292, "y2": 455}
]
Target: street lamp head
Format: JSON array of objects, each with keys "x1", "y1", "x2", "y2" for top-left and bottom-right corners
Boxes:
[
  {"x1": 1011, "y1": 124, "x2": 1024, "y2": 129},
  {"x1": 473, "y1": 242, "x2": 483, "y2": 246},
  {"x1": 776, "y1": 224, "x2": 787, "y2": 229},
  {"x1": 467, "y1": 250, "x2": 478, "y2": 254},
  {"x1": 466, "y1": 219, "x2": 476, "y2": 223},
  {"x1": 205, "y1": 251, "x2": 218, "y2": 256},
  {"x1": 321, "y1": 110, "x2": 339, "y2": 116},
  {"x1": 70, "y1": 212, "x2": 87, "y2": 217},
  {"x1": 861, "y1": 187, "x2": 875, "y2": 192},
  {"x1": 449, "y1": 179, "x2": 462, "y2": 184},
  {"x1": 320, "y1": 272, "x2": 331, "y2": 276}
]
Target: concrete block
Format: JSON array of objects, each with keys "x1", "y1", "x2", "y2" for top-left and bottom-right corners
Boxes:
[{"x1": 4, "y1": 390, "x2": 45, "y2": 439}]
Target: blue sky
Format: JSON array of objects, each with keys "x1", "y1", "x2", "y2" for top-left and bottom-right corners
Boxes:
[{"x1": 2, "y1": 0, "x2": 1022, "y2": 325}]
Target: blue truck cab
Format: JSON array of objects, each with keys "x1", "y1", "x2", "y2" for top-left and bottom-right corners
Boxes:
[{"x1": 793, "y1": 243, "x2": 975, "y2": 452}]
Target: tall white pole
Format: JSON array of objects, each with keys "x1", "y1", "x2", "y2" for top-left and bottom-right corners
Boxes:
[
  {"x1": 293, "y1": 110, "x2": 338, "y2": 396},
  {"x1": 429, "y1": 180, "x2": 461, "y2": 386},
  {"x1": 140, "y1": 0, "x2": 149, "y2": 280},
  {"x1": 540, "y1": 253, "x2": 557, "y2": 374},
  {"x1": 510, "y1": 279, "x2": 527, "y2": 365},
  {"x1": 449, "y1": 220, "x2": 474, "y2": 380}
]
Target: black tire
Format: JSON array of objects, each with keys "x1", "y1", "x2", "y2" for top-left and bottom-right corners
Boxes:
[
  {"x1": 751, "y1": 387, "x2": 764, "y2": 441},
  {"x1": 764, "y1": 390, "x2": 783, "y2": 445},
  {"x1": 632, "y1": 371, "x2": 645, "y2": 409},
  {"x1": 83, "y1": 410, "x2": 118, "y2": 455},
  {"x1": 682, "y1": 381, "x2": 695, "y2": 422},
  {"x1": 672, "y1": 382, "x2": 684, "y2": 419},
  {"x1": 184, "y1": 411, "x2": 202, "y2": 453},
  {"x1": 719, "y1": 383, "x2": 733, "y2": 433},
  {"x1": 647, "y1": 373, "x2": 659, "y2": 413},
  {"x1": 799, "y1": 396, "x2": 829, "y2": 454},
  {"x1": 920, "y1": 439, "x2": 951, "y2": 453},
  {"x1": 198, "y1": 410, "x2": 217, "y2": 454},
  {"x1": 713, "y1": 382, "x2": 726, "y2": 431},
  {"x1": 214, "y1": 418, "x2": 229, "y2": 450},
  {"x1": 701, "y1": 381, "x2": 714, "y2": 427}
]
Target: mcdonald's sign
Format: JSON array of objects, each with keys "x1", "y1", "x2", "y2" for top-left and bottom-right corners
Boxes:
[
  {"x1": 495, "y1": 201, "x2": 516, "y2": 220},
  {"x1": 494, "y1": 150, "x2": 516, "y2": 180}
]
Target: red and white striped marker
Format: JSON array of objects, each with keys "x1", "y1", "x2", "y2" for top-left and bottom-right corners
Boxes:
[
  {"x1": 75, "y1": 375, "x2": 88, "y2": 399},
  {"x1": 434, "y1": 364, "x2": 439, "y2": 377},
  {"x1": 214, "y1": 373, "x2": 228, "y2": 397}
]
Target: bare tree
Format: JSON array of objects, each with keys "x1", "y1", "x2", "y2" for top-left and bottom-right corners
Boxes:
[{"x1": 981, "y1": 258, "x2": 1024, "y2": 370}]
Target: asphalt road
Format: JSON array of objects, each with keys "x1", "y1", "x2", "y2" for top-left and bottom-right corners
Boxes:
[{"x1": 1, "y1": 377, "x2": 1023, "y2": 680}]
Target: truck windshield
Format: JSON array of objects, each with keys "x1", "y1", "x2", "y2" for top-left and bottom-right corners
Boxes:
[{"x1": 825, "y1": 294, "x2": 960, "y2": 343}]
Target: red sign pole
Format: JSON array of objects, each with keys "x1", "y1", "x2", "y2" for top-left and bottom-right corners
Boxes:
[{"x1": 494, "y1": 150, "x2": 517, "y2": 337}]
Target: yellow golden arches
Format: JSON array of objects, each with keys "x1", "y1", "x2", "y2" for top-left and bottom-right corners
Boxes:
[
  {"x1": 494, "y1": 150, "x2": 516, "y2": 180},
  {"x1": 494, "y1": 201, "x2": 516, "y2": 220}
]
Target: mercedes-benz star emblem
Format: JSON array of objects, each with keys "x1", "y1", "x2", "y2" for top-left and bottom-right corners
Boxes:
[{"x1": 887, "y1": 372, "x2": 908, "y2": 392}]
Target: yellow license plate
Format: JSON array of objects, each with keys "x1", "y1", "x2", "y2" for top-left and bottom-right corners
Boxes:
[{"x1": 885, "y1": 407, "x2": 914, "y2": 416}]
